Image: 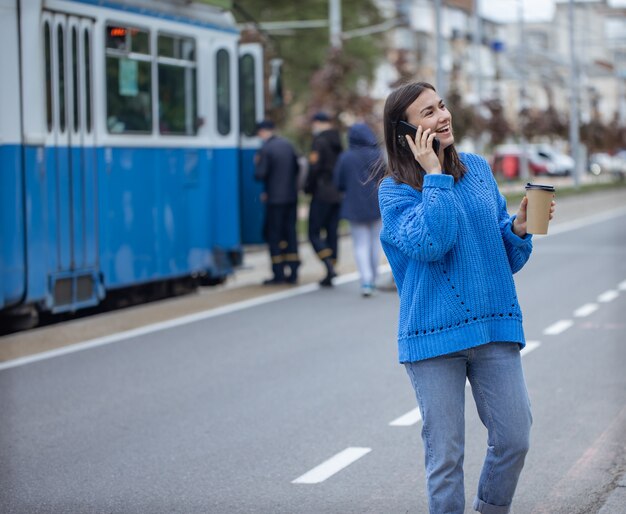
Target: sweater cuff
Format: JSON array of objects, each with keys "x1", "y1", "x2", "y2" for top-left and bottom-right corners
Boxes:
[
  {"x1": 503, "y1": 214, "x2": 532, "y2": 246},
  {"x1": 423, "y1": 173, "x2": 454, "y2": 189}
]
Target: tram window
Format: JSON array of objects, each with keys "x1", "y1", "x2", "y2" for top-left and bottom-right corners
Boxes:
[
  {"x1": 58, "y1": 25, "x2": 66, "y2": 133},
  {"x1": 72, "y1": 26, "x2": 79, "y2": 133},
  {"x1": 239, "y1": 54, "x2": 256, "y2": 137},
  {"x1": 44, "y1": 22, "x2": 52, "y2": 132},
  {"x1": 216, "y1": 49, "x2": 231, "y2": 136},
  {"x1": 105, "y1": 24, "x2": 152, "y2": 134},
  {"x1": 131, "y1": 30, "x2": 149, "y2": 55},
  {"x1": 84, "y1": 29, "x2": 92, "y2": 133},
  {"x1": 157, "y1": 34, "x2": 197, "y2": 136}
]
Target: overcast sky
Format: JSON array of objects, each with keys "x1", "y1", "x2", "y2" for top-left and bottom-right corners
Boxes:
[{"x1": 482, "y1": 0, "x2": 626, "y2": 22}]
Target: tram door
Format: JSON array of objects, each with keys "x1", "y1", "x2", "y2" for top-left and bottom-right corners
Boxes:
[
  {"x1": 238, "y1": 43, "x2": 265, "y2": 245},
  {"x1": 43, "y1": 12, "x2": 98, "y2": 309}
]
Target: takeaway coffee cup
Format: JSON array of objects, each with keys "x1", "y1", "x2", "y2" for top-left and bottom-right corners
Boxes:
[{"x1": 525, "y1": 183, "x2": 555, "y2": 234}]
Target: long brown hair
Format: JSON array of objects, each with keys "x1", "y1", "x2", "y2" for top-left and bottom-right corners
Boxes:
[{"x1": 378, "y1": 82, "x2": 466, "y2": 191}]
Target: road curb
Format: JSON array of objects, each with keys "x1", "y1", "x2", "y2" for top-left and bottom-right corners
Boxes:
[{"x1": 598, "y1": 472, "x2": 626, "y2": 514}]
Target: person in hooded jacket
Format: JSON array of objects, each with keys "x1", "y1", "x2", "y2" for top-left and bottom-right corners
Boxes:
[
  {"x1": 305, "y1": 112, "x2": 343, "y2": 286},
  {"x1": 334, "y1": 123, "x2": 383, "y2": 297}
]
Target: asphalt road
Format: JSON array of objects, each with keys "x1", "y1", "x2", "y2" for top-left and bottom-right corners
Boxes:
[{"x1": 1, "y1": 205, "x2": 625, "y2": 513}]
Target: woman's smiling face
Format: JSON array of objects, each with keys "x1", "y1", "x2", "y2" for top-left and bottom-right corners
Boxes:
[{"x1": 405, "y1": 88, "x2": 454, "y2": 150}]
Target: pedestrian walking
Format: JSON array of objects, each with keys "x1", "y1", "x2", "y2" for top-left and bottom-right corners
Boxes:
[
  {"x1": 376, "y1": 82, "x2": 555, "y2": 513},
  {"x1": 305, "y1": 112, "x2": 343, "y2": 287},
  {"x1": 333, "y1": 123, "x2": 383, "y2": 297},
  {"x1": 254, "y1": 120, "x2": 300, "y2": 285}
]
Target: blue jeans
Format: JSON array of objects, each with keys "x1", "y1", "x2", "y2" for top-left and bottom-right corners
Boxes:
[{"x1": 404, "y1": 342, "x2": 532, "y2": 514}]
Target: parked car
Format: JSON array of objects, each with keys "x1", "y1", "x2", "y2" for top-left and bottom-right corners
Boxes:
[
  {"x1": 491, "y1": 144, "x2": 575, "y2": 178},
  {"x1": 589, "y1": 152, "x2": 626, "y2": 179},
  {"x1": 531, "y1": 145, "x2": 575, "y2": 176},
  {"x1": 491, "y1": 145, "x2": 550, "y2": 179}
]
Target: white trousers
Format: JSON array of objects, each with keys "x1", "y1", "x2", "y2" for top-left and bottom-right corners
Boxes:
[{"x1": 349, "y1": 220, "x2": 383, "y2": 287}]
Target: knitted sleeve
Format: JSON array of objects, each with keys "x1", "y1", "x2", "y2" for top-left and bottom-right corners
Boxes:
[
  {"x1": 473, "y1": 155, "x2": 533, "y2": 274},
  {"x1": 379, "y1": 174, "x2": 458, "y2": 262},
  {"x1": 497, "y1": 193, "x2": 533, "y2": 273}
]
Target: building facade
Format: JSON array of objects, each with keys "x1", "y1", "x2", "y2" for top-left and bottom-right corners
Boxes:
[{"x1": 374, "y1": 0, "x2": 626, "y2": 145}]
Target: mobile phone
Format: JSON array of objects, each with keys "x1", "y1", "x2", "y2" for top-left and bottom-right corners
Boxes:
[{"x1": 396, "y1": 120, "x2": 440, "y2": 154}]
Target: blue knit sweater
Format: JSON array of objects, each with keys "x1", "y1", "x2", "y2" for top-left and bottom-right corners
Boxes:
[{"x1": 379, "y1": 153, "x2": 533, "y2": 363}]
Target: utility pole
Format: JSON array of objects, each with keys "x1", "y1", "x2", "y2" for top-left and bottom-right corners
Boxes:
[
  {"x1": 473, "y1": 0, "x2": 483, "y2": 106},
  {"x1": 517, "y1": 0, "x2": 530, "y2": 181},
  {"x1": 473, "y1": 0, "x2": 484, "y2": 154},
  {"x1": 434, "y1": 0, "x2": 444, "y2": 95},
  {"x1": 329, "y1": 0, "x2": 342, "y2": 49},
  {"x1": 568, "y1": 0, "x2": 581, "y2": 188}
]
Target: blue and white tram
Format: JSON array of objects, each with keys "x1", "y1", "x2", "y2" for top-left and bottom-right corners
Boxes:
[{"x1": 0, "y1": 0, "x2": 266, "y2": 328}]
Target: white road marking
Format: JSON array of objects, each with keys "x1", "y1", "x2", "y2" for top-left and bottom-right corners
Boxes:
[
  {"x1": 574, "y1": 303, "x2": 599, "y2": 318},
  {"x1": 291, "y1": 447, "x2": 371, "y2": 484},
  {"x1": 618, "y1": 280, "x2": 626, "y2": 291},
  {"x1": 389, "y1": 408, "x2": 421, "y2": 426},
  {"x1": 543, "y1": 320, "x2": 574, "y2": 335},
  {"x1": 2, "y1": 207, "x2": 623, "y2": 371},
  {"x1": 0, "y1": 268, "x2": 393, "y2": 372},
  {"x1": 390, "y1": 341, "x2": 542, "y2": 427},
  {"x1": 597, "y1": 290, "x2": 619, "y2": 303},
  {"x1": 521, "y1": 340, "x2": 541, "y2": 356},
  {"x1": 541, "y1": 206, "x2": 626, "y2": 237}
]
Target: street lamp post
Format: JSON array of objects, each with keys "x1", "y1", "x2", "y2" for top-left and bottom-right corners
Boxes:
[
  {"x1": 568, "y1": 0, "x2": 581, "y2": 188},
  {"x1": 434, "y1": 0, "x2": 445, "y2": 96},
  {"x1": 473, "y1": 0, "x2": 483, "y2": 106},
  {"x1": 518, "y1": 0, "x2": 530, "y2": 181},
  {"x1": 329, "y1": 0, "x2": 342, "y2": 49}
]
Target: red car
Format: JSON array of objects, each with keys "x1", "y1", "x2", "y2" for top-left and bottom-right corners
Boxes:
[{"x1": 491, "y1": 148, "x2": 549, "y2": 179}]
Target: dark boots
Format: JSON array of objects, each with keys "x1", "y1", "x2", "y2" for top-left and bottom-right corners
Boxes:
[
  {"x1": 286, "y1": 260, "x2": 300, "y2": 284},
  {"x1": 263, "y1": 262, "x2": 286, "y2": 285},
  {"x1": 264, "y1": 259, "x2": 301, "y2": 285},
  {"x1": 319, "y1": 258, "x2": 336, "y2": 287}
]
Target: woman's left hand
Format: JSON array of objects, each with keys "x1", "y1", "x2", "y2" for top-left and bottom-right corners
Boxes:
[{"x1": 512, "y1": 196, "x2": 556, "y2": 237}]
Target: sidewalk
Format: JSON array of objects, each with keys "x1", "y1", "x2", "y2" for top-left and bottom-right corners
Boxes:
[
  {"x1": 215, "y1": 235, "x2": 369, "y2": 292},
  {"x1": 598, "y1": 472, "x2": 626, "y2": 514},
  {"x1": 497, "y1": 170, "x2": 616, "y2": 195},
  {"x1": 2, "y1": 183, "x2": 624, "y2": 365}
]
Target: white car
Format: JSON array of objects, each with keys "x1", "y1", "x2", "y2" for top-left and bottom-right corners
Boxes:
[
  {"x1": 532, "y1": 146, "x2": 575, "y2": 176},
  {"x1": 589, "y1": 152, "x2": 626, "y2": 178}
]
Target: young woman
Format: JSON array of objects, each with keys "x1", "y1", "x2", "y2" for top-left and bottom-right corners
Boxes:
[{"x1": 377, "y1": 82, "x2": 555, "y2": 514}]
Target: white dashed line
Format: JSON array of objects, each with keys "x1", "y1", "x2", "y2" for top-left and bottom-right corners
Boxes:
[
  {"x1": 389, "y1": 407, "x2": 421, "y2": 426},
  {"x1": 295, "y1": 272, "x2": 626, "y2": 485},
  {"x1": 521, "y1": 340, "x2": 541, "y2": 356},
  {"x1": 292, "y1": 447, "x2": 372, "y2": 484},
  {"x1": 389, "y1": 341, "x2": 542, "y2": 428},
  {"x1": 543, "y1": 320, "x2": 574, "y2": 335},
  {"x1": 574, "y1": 303, "x2": 599, "y2": 318},
  {"x1": 597, "y1": 290, "x2": 619, "y2": 303}
]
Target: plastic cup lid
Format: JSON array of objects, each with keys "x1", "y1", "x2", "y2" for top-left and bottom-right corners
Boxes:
[{"x1": 525, "y1": 183, "x2": 555, "y2": 192}]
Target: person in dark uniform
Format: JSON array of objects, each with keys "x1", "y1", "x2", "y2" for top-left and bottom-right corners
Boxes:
[
  {"x1": 305, "y1": 112, "x2": 343, "y2": 287},
  {"x1": 255, "y1": 120, "x2": 301, "y2": 285}
]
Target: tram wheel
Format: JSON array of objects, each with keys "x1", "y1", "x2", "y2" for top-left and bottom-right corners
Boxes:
[{"x1": 1, "y1": 306, "x2": 39, "y2": 333}]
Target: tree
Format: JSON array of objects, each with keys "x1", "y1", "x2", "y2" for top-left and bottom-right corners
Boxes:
[
  {"x1": 233, "y1": 0, "x2": 384, "y2": 133},
  {"x1": 445, "y1": 88, "x2": 484, "y2": 143},
  {"x1": 483, "y1": 98, "x2": 512, "y2": 147}
]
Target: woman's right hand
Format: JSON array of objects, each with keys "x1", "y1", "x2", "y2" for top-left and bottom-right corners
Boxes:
[{"x1": 405, "y1": 126, "x2": 441, "y2": 174}]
